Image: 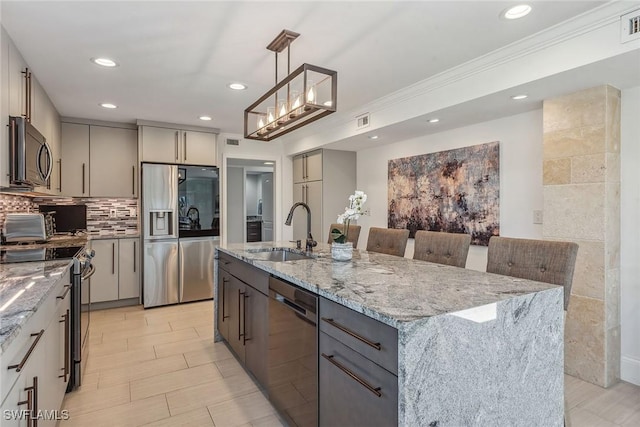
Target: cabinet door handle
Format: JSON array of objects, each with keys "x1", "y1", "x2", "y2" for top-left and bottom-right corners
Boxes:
[
  {"x1": 133, "y1": 240, "x2": 136, "y2": 273},
  {"x1": 238, "y1": 289, "x2": 245, "y2": 340},
  {"x1": 59, "y1": 309, "x2": 69, "y2": 382},
  {"x1": 28, "y1": 71, "x2": 32, "y2": 122},
  {"x1": 175, "y1": 131, "x2": 179, "y2": 161},
  {"x1": 221, "y1": 277, "x2": 229, "y2": 319},
  {"x1": 321, "y1": 317, "x2": 382, "y2": 350},
  {"x1": 112, "y1": 242, "x2": 115, "y2": 275},
  {"x1": 58, "y1": 159, "x2": 62, "y2": 192},
  {"x1": 183, "y1": 132, "x2": 187, "y2": 162},
  {"x1": 321, "y1": 353, "x2": 382, "y2": 397},
  {"x1": 57, "y1": 284, "x2": 71, "y2": 300},
  {"x1": 302, "y1": 154, "x2": 306, "y2": 180},
  {"x1": 8, "y1": 330, "x2": 45, "y2": 372},
  {"x1": 21, "y1": 68, "x2": 29, "y2": 119},
  {"x1": 82, "y1": 163, "x2": 86, "y2": 194},
  {"x1": 305, "y1": 185, "x2": 309, "y2": 204},
  {"x1": 242, "y1": 293, "x2": 250, "y2": 344},
  {"x1": 132, "y1": 166, "x2": 135, "y2": 196},
  {"x1": 17, "y1": 389, "x2": 32, "y2": 426},
  {"x1": 24, "y1": 376, "x2": 38, "y2": 427}
]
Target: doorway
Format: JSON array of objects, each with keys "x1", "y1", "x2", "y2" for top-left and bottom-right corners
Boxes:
[{"x1": 225, "y1": 158, "x2": 275, "y2": 244}]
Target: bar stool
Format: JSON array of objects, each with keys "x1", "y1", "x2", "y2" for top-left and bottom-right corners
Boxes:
[
  {"x1": 366, "y1": 227, "x2": 410, "y2": 257},
  {"x1": 413, "y1": 230, "x2": 471, "y2": 268},
  {"x1": 486, "y1": 236, "x2": 578, "y2": 310},
  {"x1": 327, "y1": 223, "x2": 361, "y2": 248}
]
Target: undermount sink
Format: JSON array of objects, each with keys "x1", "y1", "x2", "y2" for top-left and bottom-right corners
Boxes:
[{"x1": 250, "y1": 248, "x2": 314, "y2": 261}]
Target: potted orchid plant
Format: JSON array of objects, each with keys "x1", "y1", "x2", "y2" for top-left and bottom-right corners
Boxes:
[{"x1": 331, "y1": 190, "x2": 367, "y2": 260}]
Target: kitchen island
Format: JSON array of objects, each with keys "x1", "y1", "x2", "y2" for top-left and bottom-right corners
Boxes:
[{"x1": 215, "y1": 242, "x2": 564, "y2": 426}]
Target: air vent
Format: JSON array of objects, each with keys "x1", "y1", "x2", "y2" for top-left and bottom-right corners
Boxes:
[
  {"x1": 621, "y1": 9, "x2": 640, "y2": 43},
  {"x1": 356, "y1": 113, "x2": 370, "y2": 129},
  {"x1": 226, "y1": 138, "x2": 240, "y2": 146}
]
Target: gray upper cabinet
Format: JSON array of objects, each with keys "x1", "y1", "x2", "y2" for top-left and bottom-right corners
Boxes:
[
  {"x1": 89, "y1": 126, "x2": 138, "y2": 197},
  {"x1": 61, "y1": 122, "x2": 90, "y2": 197},
  {"x1": 139, "y1": 126, "x2": 217, "y2": 166},
  {"x1": 290, "y1": 149, "x2": 356, "y2": 243},
  {"x1": 61, "y1": 122, "x2": 138, "y2": 198},
  {"x1": 293, "y1": 149, "x2": 322, "y2": 183}
]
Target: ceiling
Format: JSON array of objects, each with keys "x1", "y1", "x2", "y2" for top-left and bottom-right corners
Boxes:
[{"x1": 1, "y1": 1, "x2": 612, "y2": 138}]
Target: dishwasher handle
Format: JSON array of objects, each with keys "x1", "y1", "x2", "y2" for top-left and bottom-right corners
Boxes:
[{"x1": 269, "y1": 276, "x2": 317, "y2": 324}]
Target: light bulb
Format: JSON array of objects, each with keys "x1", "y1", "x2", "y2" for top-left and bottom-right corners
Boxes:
[
  {"x1": 279, "y1": 103, "x2": 287, "y2": 118},
  {"x1": 307, "y1": 86, "x2": 315, "y2": 103}
]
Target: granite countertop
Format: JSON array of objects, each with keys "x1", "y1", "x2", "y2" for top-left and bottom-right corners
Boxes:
[
  {"x1": 0, "y1": 232, "x2": 140, "y2": 250},
  {"x1": 0, "y1": 259, "x2": 72, "y2": 354},
  {"x1": 218, "y1": 241, "x2": 560, "y2": 330}
]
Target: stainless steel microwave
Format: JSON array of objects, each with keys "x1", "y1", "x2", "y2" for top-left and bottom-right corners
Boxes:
[{"x1": 9, "y1": 116, "x2": 52, "y2": 188}]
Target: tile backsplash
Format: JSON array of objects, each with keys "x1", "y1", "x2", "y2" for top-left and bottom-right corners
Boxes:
[
  {"x1": 0, "y1": 194, "x2": 39, "y2": 229},
  {"x1": 0, "y1": 194, "x2": 139, "y2": 236}
]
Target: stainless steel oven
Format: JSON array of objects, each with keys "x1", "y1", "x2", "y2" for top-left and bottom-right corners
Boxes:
[{"x1": 70, "y1": 250, "x2": 95, "y2": 391}]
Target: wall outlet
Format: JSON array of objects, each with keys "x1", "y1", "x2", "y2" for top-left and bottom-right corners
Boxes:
[
  {"x1": 533, "y1": 210, "x2": 543, "y2": 224},
  {"x1": 110, "y1": 209, "x2": 117, "y2": 218},
  {"x1": 129, "y1": 207, "x2": 137, "y2": 217}
]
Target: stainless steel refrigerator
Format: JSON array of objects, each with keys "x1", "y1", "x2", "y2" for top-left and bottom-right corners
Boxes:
[{"x1": 142, "y1": 163, "x2": 219, "y2": 308}]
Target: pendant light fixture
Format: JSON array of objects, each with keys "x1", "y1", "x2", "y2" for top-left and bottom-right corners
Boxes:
[{"x1": 244, "y1": 30, "x2": 337, "y2": 142}]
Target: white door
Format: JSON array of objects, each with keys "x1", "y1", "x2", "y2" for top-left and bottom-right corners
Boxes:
[{"x1": 226, "y1": 167, "x2": 245, "y2": 243}]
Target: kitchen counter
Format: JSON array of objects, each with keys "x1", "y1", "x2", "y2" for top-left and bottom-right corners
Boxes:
[
  {"x1": 0, "y1": 258, "x2": 72, "y2": 354},
  {"x1": 216, "y1": 241, "x2": 565, "y2": 425}
]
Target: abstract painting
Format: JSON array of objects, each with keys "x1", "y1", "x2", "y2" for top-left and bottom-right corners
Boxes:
[{"x1": 388, "y1": 141, "x2": 500, "y2": 246}]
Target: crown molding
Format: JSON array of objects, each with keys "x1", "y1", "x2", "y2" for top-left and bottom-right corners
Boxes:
[{"x1": 281, "y1": 0, "x2": 640, "y2": 149}]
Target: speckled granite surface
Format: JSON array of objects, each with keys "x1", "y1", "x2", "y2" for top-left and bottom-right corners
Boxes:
[
  {"x1": 0, "y1": 259, "x2": 72, "y2": 354},
  {"x1": 217, "y1": 241, "x2": 565, "y2": 426},
  {"x1": 217, "y1": 242, "x2": 560, "y2": 329}
]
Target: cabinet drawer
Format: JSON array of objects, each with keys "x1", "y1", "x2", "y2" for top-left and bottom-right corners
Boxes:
[
  {"x1": 319, "y1": 332, "x2": 398, "y2": 427},
  {"x1": 218, "y1": 252, "x2": 268, "y2": 295},
  {"x1": 319, "y1": 297, "x2": 398, "y2": 375}
]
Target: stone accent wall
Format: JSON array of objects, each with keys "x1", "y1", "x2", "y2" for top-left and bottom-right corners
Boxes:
[
  {"x1": 543, "y1": 85, "x2": 621, "y2": 387},
  {"x1": 0, "y1": 194, "x2": 39, "y2": 229},
  {"x1": 0, "y1": 195, "x2": 138, "y2": 236},
  {"x1": 34, "y1": 197, "x2": 139, "y2": 236}
]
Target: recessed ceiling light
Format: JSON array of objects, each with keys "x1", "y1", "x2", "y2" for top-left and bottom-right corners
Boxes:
[
  {"x1": 199, "y1": 116, "x2": 212, "y2": 121},
  {"x1": 428, "y1": 118, "x2": 440, "y2": 123},
  {"x1": 100, "y1": 103, "x2": 117, "y2": 109},
  {"x1": 263, "y1": 161, "x2": 274, "y2": 165},
  {"x1": 511, "y1": 94, "x2": 528, "y2": 100},
  {"x1": 502, "y1": 4, "x2": 532, "y2": 20},
  {"x1": 91, "y1": 57, "x2": 118, "y2": 67},
  {"x1": 228, "y1": 83, "x2": 247, "y2": 90},
  {"x1": 368, "y1": 135, "x2": 379, "y2": 140}
]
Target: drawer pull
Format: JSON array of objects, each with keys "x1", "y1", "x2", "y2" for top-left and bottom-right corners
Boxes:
[
  {"x1": 322, "y1": 353, "x2": 382, "y2": 398},
  {"x1": 57, "y1": 284, "x2": 71, "y2": 300},
  {"x1": 321, "y1": 317, "x2": 382, "y2": 351},
  {"x1": 8, "y1": 330, "x2": 45, "y2": 372}
]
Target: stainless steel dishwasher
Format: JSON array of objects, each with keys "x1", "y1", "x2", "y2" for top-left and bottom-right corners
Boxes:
[{"x1": 268, "y1": 276, "x2": 318, "y2": 427}]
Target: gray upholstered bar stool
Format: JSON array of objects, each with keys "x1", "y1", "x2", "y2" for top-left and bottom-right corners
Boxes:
[
  {"x1": 486, "y1": 236, "x2": 578, "y2": 311},
  {"x1": 413, "y1": 230, "x2": 471, "y2": 268},
  {"x1": 366, "y1": 227, "x2": 410, "y2": 257},
  {"x1": 327, "y1": 223, "x2": 362, "y2": 248}
]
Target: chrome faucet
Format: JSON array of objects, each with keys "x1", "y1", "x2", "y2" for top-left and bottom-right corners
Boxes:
[{"x1": 285, "y1": 202, "x2": 317, "y2": 251}]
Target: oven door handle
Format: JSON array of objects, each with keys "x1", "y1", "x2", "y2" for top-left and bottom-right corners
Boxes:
[{"x1": 81, "y1": 264, "x2": 96, "y2": 280}]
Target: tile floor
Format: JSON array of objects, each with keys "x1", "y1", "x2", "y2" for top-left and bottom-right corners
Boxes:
[{"x1": 59, "y1": 302, "x2": 640, "y2": 426}]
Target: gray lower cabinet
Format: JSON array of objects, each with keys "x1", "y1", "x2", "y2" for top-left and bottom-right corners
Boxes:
[
  {"x1": 319, "y1": 332, "x2": 398, "y2": 427},
  {"x1": 216, "y1": 254, "x2": 268, "y2": 388},
  {"x1": 318, "y1": 297, "x2": 399, "y2": 427}
]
